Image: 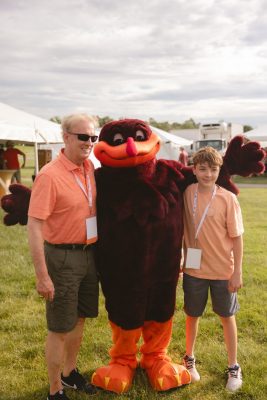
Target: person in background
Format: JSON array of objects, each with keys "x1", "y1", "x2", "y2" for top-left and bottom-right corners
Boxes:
[
  {"x1": 0, "y1": 143, "x2": 5, "y2": 169},
  {"x1": 178, "y1": 146, "x2": 189, "y2": 166},
  {"x1": 182, "y1": 147, "x2": 243, "y2": 392},
  {"x1": 4, "y1": 140, "x2": 26, "y2": 182},
  {"x1": 27, "y1": 114, "x2": 99, "y2": 400}
]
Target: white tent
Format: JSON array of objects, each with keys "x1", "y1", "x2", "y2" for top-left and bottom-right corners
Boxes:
[
  {"x1": 245, "y1": 126, "x2": 267, "y2": 147},
  {"x1": 0, "y1": 122, "x2": 44, "y2": 144},
  {"x1": 0, "y1": 102, "x2": 63, "y2": 173},
  {"x1": 0, "y1": 102, "x2": 62, "y2": 144},
  {"x1": 150, "y1": 126, "x2": 192, "y2": 160},
  {"x1": 151, "y1": 126, "x2": 192, "y2": 146}
]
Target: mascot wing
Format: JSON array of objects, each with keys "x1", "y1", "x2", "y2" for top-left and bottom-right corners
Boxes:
[
  {"x1": 217, "y1": 135, "x2": 266, "y2": 194},
  {"x1": 1, "y1": 184, "x2": 30, "y2": 226}
]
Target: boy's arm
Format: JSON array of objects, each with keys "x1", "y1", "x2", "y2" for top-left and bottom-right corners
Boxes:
[{"x1": 228, "y1": 235, "x2": 243, "y2": 292}]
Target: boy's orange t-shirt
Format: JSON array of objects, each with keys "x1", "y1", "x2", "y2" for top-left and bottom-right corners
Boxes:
[
  {"x1": 28, "y1": 150, "x2": 97, "y2": 244},
  {"x1": 183, "y1": 183, "x2": 244, "y2": 280}
]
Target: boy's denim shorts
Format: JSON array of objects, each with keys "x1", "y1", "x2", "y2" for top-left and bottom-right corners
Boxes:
[
  {"x1": 44, "y1": 243, "x2": 99, "y2": 333},
  {"x1": 183, "y1": 273, "x2": 239, "y2": 317}
]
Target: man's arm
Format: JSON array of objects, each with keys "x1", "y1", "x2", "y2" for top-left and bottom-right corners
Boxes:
[
  {"x1": 27, "y1": 216, "x2": 54, "y2": 301},
  {"x1": 228, "y1": 235, "x2": 243, "y2": 292},
  {"x1": 19, "y1": 150, "x2": 26, "y2": 168}
]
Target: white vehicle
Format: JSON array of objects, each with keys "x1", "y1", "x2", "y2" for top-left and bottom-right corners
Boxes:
[
  {"x1": 188, "y1": 122, "x2": 244, "y2": 163},
  {"x1": 197, "y1": 122, "x2": 243, "y2": 152}
]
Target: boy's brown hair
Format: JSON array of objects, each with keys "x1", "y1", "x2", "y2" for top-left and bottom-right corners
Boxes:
[{"x1": 193, "y1": 147, "x2": 223, "y2": 167}]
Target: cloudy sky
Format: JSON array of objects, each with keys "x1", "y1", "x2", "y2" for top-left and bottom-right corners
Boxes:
[{"x1": 1, "y1": 0, "x2": 267, "y2": 127}]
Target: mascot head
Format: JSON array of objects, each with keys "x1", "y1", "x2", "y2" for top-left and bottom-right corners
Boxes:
[{"x1": 94, "y1": 119, "x2": 161, "y2": 168}]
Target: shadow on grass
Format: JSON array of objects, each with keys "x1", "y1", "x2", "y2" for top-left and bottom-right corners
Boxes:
[{"x1": 5, "y1": 387, "x2": 47, "y2": 400}]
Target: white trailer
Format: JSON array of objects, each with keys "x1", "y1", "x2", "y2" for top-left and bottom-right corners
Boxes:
[{"x1": 193, "y1": 122, "x2": 243, "y2": 154}]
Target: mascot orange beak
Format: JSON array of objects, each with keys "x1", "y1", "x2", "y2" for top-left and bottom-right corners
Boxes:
[{"x1": 94, "y1": 132, "x2": 161, "y2": 168}]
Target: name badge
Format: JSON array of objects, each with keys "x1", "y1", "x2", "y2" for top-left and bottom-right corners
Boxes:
[
  {"x1": 185, "y1": 248, "x2": 202, "y2": 269},
  {"x1": 86, "y1": 216, "x2": 98, "y2": 244}
]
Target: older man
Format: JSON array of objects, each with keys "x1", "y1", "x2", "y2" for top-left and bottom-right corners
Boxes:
[{"x1": 27, "y1": 114, "x2": 99, "y2": 400}]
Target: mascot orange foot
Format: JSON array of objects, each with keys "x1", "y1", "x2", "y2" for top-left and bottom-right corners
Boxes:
[
  {"x1": 140, "y1": 320, "x2": 191, "y2": 391},
  {"x1": 144, "y1": 359, "x2": 191, "y2": 391},
  {"x1": 91, "y1": 319, "x2": 191, "y2": 393},
  {"x1": 91, "y1": 322, "x2": 141, "y2": 394},
  {"x1": 92, "y1": 364, "x2": 135, "y2": 394}
]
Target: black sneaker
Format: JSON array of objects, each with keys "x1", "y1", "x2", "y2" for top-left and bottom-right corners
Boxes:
[
  {"x1": 61, "y1": 368, "x2": 97, "y2": 395},
  {"x1": 47, "y1": 390, "x2": 70, "y2": 400}
]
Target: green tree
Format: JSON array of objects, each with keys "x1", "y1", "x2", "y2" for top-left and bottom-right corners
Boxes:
[
  {"x1": 148, "y1": 118, "x2": 172, "y2": 132},
  {"x1": 50, "y1": 116, "x2": 61, "y2": 124},
  {"x1": 180, "y1": 118, "x2": 199, "y2": 129},
  {"x1": 171, "y1": 122, "x2": 182, "y2": 130},
  {"x1": 149, "y1": 118, "x2": 200, "y2": 131},
  {"x1": 243, "y1": 125, "x2": 254, "y2": 132},
  {"x1": 98, "y1": 116, "x2": 113, "y2": 127}
]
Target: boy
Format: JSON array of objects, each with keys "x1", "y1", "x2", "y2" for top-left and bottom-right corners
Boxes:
[{"x1": 182, "y1": 147, "x2": 243, "y2": 392}]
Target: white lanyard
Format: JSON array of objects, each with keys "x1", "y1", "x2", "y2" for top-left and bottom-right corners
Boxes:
[
  {"x1": 192, "y1": 184, "x2": 217, "y2": 241},
  {"x1": 72, "y1": 170, "x2": 93, "y2": 209}
]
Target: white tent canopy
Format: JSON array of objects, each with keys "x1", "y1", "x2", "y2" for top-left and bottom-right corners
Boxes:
[
  {"x1": 0, "y1": 102, "x2": 63, "y2": 173},
  {"x1": 0, "y1": 102, "x2": 62, "y2": 144},
  {"x1": 151, "y1": 126, "x2": 192, "y2": 146},
  {"x1": 151, "y1": 126, "x2": 192, "y2": 161},
  {"x1": 0, "y1": 122, "x2": 44, "y2": 144},
  {"x1": 245, "y1": 126, "x2": 267, "y2": 146}
]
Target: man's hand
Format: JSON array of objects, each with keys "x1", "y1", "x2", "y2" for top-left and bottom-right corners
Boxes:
[{"x1": 36, "y1": 275, "x2": 55, "y2": 301}]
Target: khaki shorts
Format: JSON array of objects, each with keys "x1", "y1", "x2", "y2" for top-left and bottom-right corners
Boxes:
[
  {"x1": 44, "y1": 243, "x2": 99, "y2": 333},
  {"x1": 183, "y1": 273, "x2": 239, "y2": 318}
]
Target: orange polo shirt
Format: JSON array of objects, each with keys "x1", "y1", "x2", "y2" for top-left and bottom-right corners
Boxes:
[
  {"x1": 183, "y1": 183, "x2": 244, "y2": 280},
  {"x1": 28, "y1": 149, "x2": 97, "y2": 244}
]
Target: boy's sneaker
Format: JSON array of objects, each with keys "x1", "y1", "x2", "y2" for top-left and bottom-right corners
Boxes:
[
  {"x1": 226, "y1": 364, "x2": 242, "y2": 392},
  {"x1": 183, "y1": 355, "x2": 200, "y2": 382},
  {"x1": 47, "y1": 390, "x2": 70, "y2": 400},
  {"x1": 61, "y1": 368, "x2": 97, "y2": 395}
]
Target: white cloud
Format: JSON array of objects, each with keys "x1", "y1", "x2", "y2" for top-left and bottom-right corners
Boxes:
[{"x1": 0, "y1": 0, "x2": 267, "y2": 127}]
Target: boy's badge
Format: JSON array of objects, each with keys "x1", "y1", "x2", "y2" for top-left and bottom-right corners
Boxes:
[{"x1": 185, "y1": 248, "x2": 202, "y2": 269}]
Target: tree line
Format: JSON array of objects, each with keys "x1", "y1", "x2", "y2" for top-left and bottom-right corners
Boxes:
[{"x1": 50, "y1": 116, "x2": 253, "y2": 132}]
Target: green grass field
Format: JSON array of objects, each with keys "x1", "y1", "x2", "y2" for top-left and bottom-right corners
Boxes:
[
  {"x1": 1, "y1": 146, "x2": 267, "y2": 399},
  {"x1": 233, "y1": 175, "x2": 267, "y2": 185},
  {"x1": 0, "y1": 188, "x2": 266, "y2": 400}
]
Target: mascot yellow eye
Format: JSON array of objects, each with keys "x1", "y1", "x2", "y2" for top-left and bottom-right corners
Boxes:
[
  {"x1": 135, "y1": 130, "x2": 146, "y2": 141},
  {"x1": 113, "y1": 133, "x2": 125, "y2": 146}
]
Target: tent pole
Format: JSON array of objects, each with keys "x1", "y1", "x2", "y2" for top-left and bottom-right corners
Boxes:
[{"x1": 34, "y1": 130, "x2": 39, "y2": 176}]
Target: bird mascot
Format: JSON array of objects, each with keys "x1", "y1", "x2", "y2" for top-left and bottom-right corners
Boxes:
[{"x1": 1, "y1": 119, "x2": 265, "y2": 395}]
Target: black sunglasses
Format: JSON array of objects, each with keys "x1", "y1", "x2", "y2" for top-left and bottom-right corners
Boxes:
[{"x1": 68, "y1": 132, "x2": 98, "y2": 142}]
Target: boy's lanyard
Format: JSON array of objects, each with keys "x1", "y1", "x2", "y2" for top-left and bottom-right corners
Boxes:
[
  {"x1": 72, "y1": 170, "x2": 93, "y2": 209},
  {"x1": 192, "y1": 184, "x2": 217, "y2": 243}
]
